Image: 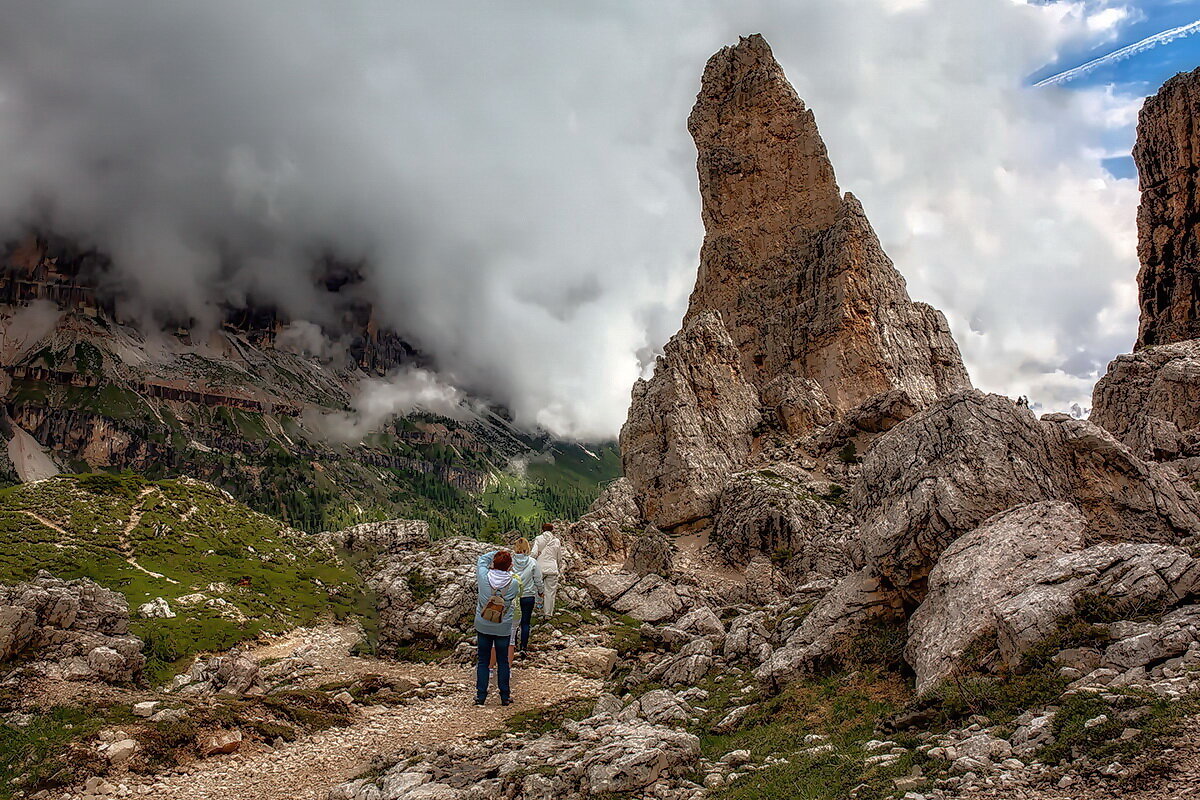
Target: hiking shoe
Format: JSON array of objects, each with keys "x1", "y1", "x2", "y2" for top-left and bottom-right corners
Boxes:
[
  {"x1": 474, "y1": 698, "x2": 486, "y2": 706},
  {"x1": 501, "y1": 698, "x2": 513, "y2": 706}
]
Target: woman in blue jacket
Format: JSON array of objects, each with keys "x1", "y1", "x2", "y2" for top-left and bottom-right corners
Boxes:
[{"x1": 474, "y1": 549, "x2": 521, "y2": 705}]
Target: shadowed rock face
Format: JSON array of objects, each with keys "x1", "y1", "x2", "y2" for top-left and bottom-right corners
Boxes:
[
  {"x1": 684, "y1": 34, "x2": 970, "y2": 413},
  {"x1": 1134, "y1": 67, "x2": 1200, "y2": 349}
]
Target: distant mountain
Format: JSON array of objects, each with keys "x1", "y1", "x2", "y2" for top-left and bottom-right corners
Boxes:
[{"x1": 0, "y1": 233, "x2": 619, "y2": 534}]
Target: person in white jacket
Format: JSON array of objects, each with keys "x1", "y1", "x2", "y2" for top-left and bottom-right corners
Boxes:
[{"x1": 530, "y1": 523, "x2": 563, "y2": 617}]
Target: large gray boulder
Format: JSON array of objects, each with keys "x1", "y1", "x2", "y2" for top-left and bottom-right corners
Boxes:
[
  {"x1": 622, "y1": 526, "x2": 675, "y2": 577},
  {"x1": 855, "y1": 391, "x2": 1200, "y2": 593},
  {"x1": 755, "y1": 568, "x2": 895, "y2": 686},
  {"x1": 710, "y1": 463, "x2": 858, "y2": 576},
  {"x1": 905, "y1": 502, "x2": 1088, "y2": 693}
]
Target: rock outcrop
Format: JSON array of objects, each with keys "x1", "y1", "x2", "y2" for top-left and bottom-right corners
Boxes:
[
  {"x1": 856, "y1": 391, "x2": 1200, "y2": 593},
  {"x1": 326, "y1": 519, "x2": 431, "y2": 552},
  {"x1": 1132, "y1": 66, "x2": 1200, "y2": 349},
  {"x1": 1092, "y1": 69, "x2": 1200, "y2": 477},
  {"x1": 620, "y1": 312, "x2": 761, "y2": 530},
  {"x1": 620, "y1": 34, "x2": 970, "y2": 532},
  {"x1": 709, "y1": 463, "x2": 857, "y2": 575},
  {"x1": 0, "y1": 571, "x2": 143, "y2": 683},
  {"x1": 1092, "y1": 339, "x2": 1200, "y2": 470},
  {"x1": 684, "y1": 34, "x2": 970, "y2": 413}
]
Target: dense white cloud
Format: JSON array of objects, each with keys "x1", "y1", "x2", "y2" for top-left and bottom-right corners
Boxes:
[{"x1": 0, "y1": 0, "x2": 1155, "y2": 437}]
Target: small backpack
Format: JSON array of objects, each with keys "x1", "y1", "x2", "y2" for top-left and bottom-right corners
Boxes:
[{"x1": 481, "y1": 591, "x2": 506, "y2": 624}]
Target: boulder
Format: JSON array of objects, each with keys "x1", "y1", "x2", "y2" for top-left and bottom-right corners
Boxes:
[
  {"x1": 710, "y1": 463, "x2": 857, "y2": 574},
  {"x1": 622, "y1": 526, "x2": 674, "y2": 577},
  {"x1": 1092, "y1": 340, "x2": 1200, "y2": 464},
  {"x1": 855, "y1": 391, "x2": 1200, "y2": 593},
  {"x1": 905, "y1": 502, "x2": 1088, "y2": 693},
  {"x1": 723, "y1": 611, "x2": 773, "y2": 664},
  {"x1": 198, "y1": 729, "x2": 243, "y2": 757},
  {"x1": 0, "y1": 605, "x2": 36, "y2": 661},
  {"x1": 755, "y1": 568, "x2": 896, "y2": 686},
  {"x1": 617, "y1": 689, "x2": 693, "y2": 726},
  {"x1": 583, "y1": 571, "x2": 640, "y2": 606},
  {"x1": 137, "y1": 597, "x2": 175, "y2": 619},
  {"x1": 581, "y1": 722, "x2": 700, "y2": 794},
  {"x1": 995, "y1": 543, "x2": 1200, "y2": 665},
  {"x1": 609, "y1": 573, "x2": 683, "y2": 623},
  {"x1": 650, "y1": 639, "x2": 715, "y2": 687},
  {"x1": 0, "y1": 573, "x2": 143, "y2": 682}
]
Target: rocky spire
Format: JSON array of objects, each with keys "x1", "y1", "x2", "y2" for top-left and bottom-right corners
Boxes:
[
  {"x1": 620, "y1": 35, "x2": 971, "y2": 530},
  {"x1": 682, "y1": 34, "x2": 970, "y2": 417},
  {"x1": 1133, "y1": 67, "x2": 1200, "y2": 349}
]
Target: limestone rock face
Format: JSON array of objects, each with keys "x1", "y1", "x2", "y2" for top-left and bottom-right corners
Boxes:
[
  {"x1": 1091, "y1": 339, "x2": 1200, "y2": 464},
  {"x1": 1132, "y1": 67, "x2": 1200, "y2": 349},
  {"x1": 856, "y1": 391, "x2": 1200, "y2": 592},
  {"x1": 905, "y1": 502, "x2": 1088, "y2": 694},
  {"x1": 619, "y1": 311, "x2": 761, "y2": 530},
  {"x1": 685, "y1": 34, "x2": 970, "y2": 415}
]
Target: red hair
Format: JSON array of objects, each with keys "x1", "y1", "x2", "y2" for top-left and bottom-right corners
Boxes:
[
  {"x1": 541, "y1": 523, "x2": 554, "y2": 532},
  {"x1": 492, "y1": 551, "x2": 513, "y2": 571}
]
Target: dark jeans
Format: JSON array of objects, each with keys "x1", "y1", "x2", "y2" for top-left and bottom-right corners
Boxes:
[
  {"x1": 476, "y1": 631, "x2": 510, "y2": 702},
  {"x1": 513, "y1": 596, "x2": 535, "y2": 651}
]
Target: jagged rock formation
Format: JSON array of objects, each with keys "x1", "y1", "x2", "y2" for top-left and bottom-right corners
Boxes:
[
  {"x1": 620, "y1": 312, "x2": 760, "y2": 530},
  {"x1": 0, "y1": 571, "x2": 144, "y2": 683},
  {"x1": 1132, "y1": 67, "x2": 1200, "y2": 349},
  {"x1": 325, "y1": 519, "x2": 431, "y2": 552},
  {"x1": 684, "y1": 34, "x2": 969, "y2": 412},
  {"x1": 757, "y1": 391, "x2": 1200, "y2": 688},
  {"x1": 1093, "y1": 69, "x2": 1200, "y2": 480},
  {"x1": 905, "y1": 501, "x2": 1088, "y2": 693},
  {"x1": 620, "y1": 34, "x2": 969, "y2": 532},
  {"x1": 858, "y1": 391, "x2": 1200, "y2": 593},
  {"x1": 1092, "y1": 338, "x2": 1200, "y2": 469}
]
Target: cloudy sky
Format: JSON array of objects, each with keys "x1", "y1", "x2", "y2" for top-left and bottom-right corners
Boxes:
[{"x1": 1, "y1": 0, "x2": 1198, "y2": 439}]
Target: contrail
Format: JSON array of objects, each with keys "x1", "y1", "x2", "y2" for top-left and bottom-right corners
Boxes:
[{"x1": 1035, "y1": 18, "x2": 1200, "y2": 87}]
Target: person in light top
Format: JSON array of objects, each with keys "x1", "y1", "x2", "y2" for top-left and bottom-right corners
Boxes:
[
  {"x1": 530, "y1": 522, "x2": 563, "y2": 618},
  {"x1": 508, "y1": 536, "x2": 544, "y2": 659},
  {"x1": 473, "y1": 548, "x2": 520, "y2": 706}
]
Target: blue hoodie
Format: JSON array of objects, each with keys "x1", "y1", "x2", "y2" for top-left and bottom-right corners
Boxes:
[
  {"x1": 511, "y1": 553, "x2": 544, "y2": 599},
  {"x1": 474, "y1": 551, "x2": 522, "y2": 636}
]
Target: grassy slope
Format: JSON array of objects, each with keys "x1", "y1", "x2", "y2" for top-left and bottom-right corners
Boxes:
[{"x1": 0, "y1": 474, "x2": 372, "y2": 684}]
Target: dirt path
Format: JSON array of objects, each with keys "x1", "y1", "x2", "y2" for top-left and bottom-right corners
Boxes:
[
  {"x1": 119, "y1": 488, "x2": 178, "y2": 583},
  {"x1": 111, "y1": 627, "x2": 602, "y2": 800}
]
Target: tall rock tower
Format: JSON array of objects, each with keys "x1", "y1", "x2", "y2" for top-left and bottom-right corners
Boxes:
[
  {"x1": 1092, "y1": 67, "x2": 1200, "y2": 473},
  {"x1": 1133, "y1": 66, "x2": 1200, "y2": 349},
  {"x1": 621, "y1": 35, "x2": 971, "y2": 530}
]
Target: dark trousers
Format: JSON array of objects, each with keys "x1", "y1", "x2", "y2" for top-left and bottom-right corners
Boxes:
[
  {"x1": 513, "y1": 596, "x2": 535, "y2": 651},
  {"x1": 476, "y1": 631, "x2": 510, "y2": 702}
]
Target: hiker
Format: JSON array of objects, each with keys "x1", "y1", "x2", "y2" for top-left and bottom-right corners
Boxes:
[
  {"x1": 509, "y1": 536, "x2": 544, "y2": 659},
  {"x1": 530, "y1": 522, "x2": 563, "y2": 618},
  {"x1": 474, "y1": 548, "x2": 521, "y2": 706}
]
